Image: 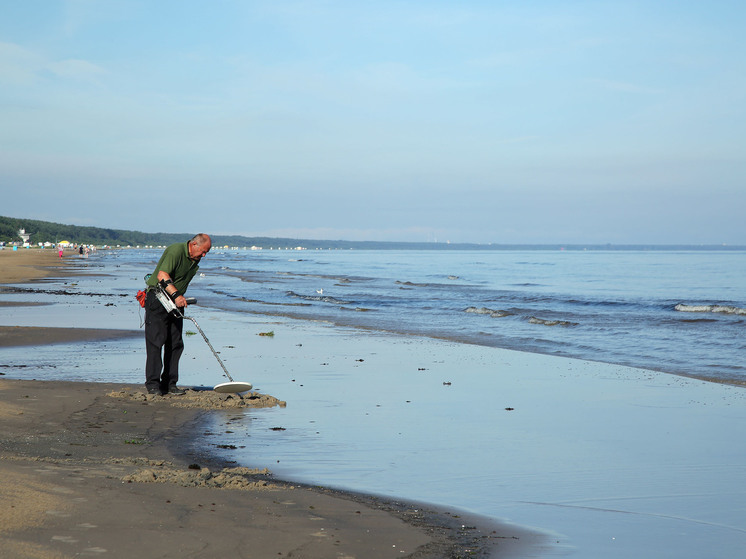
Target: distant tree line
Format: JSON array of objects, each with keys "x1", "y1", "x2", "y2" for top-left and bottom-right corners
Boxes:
[
  {"x1": 0, "y1": 215, "x2": 394, "y2": 248},
  {"x1": 0, "y1": 214, "x2": 484, "y2": 249},
  {"x1": 0, "y1": 215, "x2": 188, "y2": 246},
  {"x1": 1, "y1": 215, "x2": 741, "y2": 251}
]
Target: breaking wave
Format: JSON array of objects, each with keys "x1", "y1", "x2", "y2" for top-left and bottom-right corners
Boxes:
[
  {"x1": 674, "y1": 304, "x2": 746, "y2": 316},
  {"x1": 464, "y1": 306, "x2": 512, "y2": 318},
  {"x1": 465, "y1": 306, "x2": 577, "y2": 326}
]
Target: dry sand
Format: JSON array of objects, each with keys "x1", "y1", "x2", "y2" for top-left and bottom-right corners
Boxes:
[
  {"x1": 0, "y1": 248, "x2": 71, "y2": 283},
  {"x1": 0, "y1": 248, "x2": 527, "y2": 558}
]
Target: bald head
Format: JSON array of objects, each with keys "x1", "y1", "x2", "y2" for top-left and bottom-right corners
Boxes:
[{"x1": 188, "y1": 233, "x2": 212, "y2": 261}]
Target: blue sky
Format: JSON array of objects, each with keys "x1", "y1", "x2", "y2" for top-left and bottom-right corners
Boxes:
[{"x1": 1, "y1": 1, "x2": 744, "y2": 244}]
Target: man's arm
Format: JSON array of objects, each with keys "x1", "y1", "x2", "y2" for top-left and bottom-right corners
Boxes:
[{"x1": 156, "y1": 271, "x2": 188, "y2": 308}]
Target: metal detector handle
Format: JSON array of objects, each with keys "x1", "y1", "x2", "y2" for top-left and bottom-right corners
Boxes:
[{"x1": 153, "y1": 283, "x2": 196, "y2": 314}]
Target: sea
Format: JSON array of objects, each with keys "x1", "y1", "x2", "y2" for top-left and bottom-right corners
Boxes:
[
  {"x1": 2, "y1": 247, "x2": 745, "y2": 558},
  {"x1": 194, "y1": 247, "x2": 746, "y2": 385}
]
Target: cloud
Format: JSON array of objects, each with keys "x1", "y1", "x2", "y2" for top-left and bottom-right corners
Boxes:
[
  {"x1": 48, "y1": 58, "x2": 107, "y2": 81},
  {"x1": 0, "y1": 42, "x2": 43, "y2": 85},
  {"x1": 0, "y1": 41, "x2": 106, "y2": 86}
]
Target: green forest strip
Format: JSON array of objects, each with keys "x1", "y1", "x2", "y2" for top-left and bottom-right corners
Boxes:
[{"x1": 1, "y1": 215, "x2": 743, "y2": 251}]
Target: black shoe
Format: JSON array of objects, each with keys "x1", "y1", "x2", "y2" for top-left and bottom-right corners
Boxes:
[
  {"x1": 168, "y1": 386, "x2": 187, "y2": 395},
  {"x1": 147, "y1": 387, "x2": 162, "y2": 395}
]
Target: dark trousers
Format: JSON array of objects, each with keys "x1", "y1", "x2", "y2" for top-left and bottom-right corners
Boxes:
[{"x1": 144, "y1": 290, "x2": 184, "y2": 391}]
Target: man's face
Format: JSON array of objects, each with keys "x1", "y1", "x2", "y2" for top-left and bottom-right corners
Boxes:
[{"x1": 189, "y1": 240, "x2": 211, "y2": 261}]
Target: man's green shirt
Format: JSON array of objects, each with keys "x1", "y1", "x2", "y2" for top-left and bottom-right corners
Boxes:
[{"x1": 146, "y1": 242, "x2": 200, "y2": 294}]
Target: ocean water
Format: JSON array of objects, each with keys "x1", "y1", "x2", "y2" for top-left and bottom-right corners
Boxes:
[
  {"x1": 194, "y1": 248, "x2": 746, "y2": 385},
  {"x1": 2, "y1": 247, "x2": 745, "y2": 558}
]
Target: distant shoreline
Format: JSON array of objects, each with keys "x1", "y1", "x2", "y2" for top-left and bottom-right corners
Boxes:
[
  {"x1": 2, "y1": 213, "x2": 744, "y2": 250},
  {"x1": 5, "y1": 243, "x2": 745, "y2": 252}
]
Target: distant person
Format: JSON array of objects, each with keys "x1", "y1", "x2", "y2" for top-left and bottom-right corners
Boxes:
[{"x1": 144, "y1": 233, "x2": 212, "y2": 395}]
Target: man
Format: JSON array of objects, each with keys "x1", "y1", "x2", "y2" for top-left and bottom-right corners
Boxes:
[{"x1": 144, "y1": 233, "x2": 212, "y2": 395}]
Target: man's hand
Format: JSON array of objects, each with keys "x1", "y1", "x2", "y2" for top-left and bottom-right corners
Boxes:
[{"x1": 174, "y1": 294, "x2": 188, "y2": 308}]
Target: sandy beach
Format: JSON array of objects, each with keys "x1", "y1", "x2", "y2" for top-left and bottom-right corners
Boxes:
[
  {"x1": 0, "y1": 248, "x2": 71, "y2": 283},
  {"x1": 0, "y1": 249, "x2": 532, "y2": 559}
]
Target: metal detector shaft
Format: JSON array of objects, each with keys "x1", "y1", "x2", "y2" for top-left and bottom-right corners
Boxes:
[
  {"x1": 151, "y1": 281, "x2": 240, "y2": 385},
  {"x1": 181, "y1": 315, "x2": 235, "y2": 382}
]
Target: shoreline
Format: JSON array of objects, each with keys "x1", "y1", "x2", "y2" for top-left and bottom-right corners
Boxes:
[
  {"x1": 0, "y1": 248, "x2": 540, "y2": 557},
  {"x1": 0, "y1": 378, "x2": 535, "y2": 559}
]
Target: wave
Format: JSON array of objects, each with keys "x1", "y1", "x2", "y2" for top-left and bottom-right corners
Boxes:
[
  {"x1": 674, "y1": 303, "x2": 746, "y2": 316},
  {"x1": 465, "y1": 306, "x2": 577, "y2": 326},
  {"x1": 527, "y1": 316, "x2": 578, "y2": 327},
  {"x1": 464, "y1": 306, "x2": 512, "y2": 318},
  {"x1": 286, "y1": 291, "x2": 353, "y2": 305},
  {"x1": 396, "y1": 279, "x2": 465, "y2": 288},
  {"x1": 396, "y1": 280, "x2": 430, "y2": 288},
  {"x1": 210, "y1": 289, "x2": 310, "y2": 307}
]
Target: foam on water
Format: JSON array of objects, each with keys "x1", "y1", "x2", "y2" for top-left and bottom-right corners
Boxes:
[{"x1": 675, "y1": 303, "x2": 746, "y2": 315}]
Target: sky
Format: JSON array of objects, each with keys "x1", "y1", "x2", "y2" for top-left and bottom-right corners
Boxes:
[{"x1": 0, "y1": 1, "x2": 744, "y2": 244}]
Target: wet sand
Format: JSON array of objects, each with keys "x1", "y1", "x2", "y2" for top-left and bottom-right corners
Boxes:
[
  {"x1": 0, "y1": 249, "x2": 141, "y2": 347},
  {"x1": 0, "y1": 378, "x2": 447, "y2": 559},
  {"x1": 0, "y1": 249, "x2": 534, "y2": 558},
  {"x1": 0, "y1": 325, "x2": 141, "y2": 347}
]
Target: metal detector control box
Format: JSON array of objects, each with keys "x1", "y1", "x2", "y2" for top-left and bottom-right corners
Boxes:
[
  {"x1": 154, "y1": 283, "x2": 196, "y2": 316},
  {"x1": 154, "y1": 285, "x2": 179, "y2": 315}
]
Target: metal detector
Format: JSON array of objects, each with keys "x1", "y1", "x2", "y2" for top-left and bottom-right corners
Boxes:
[{"x1": 153, "y1": 282, "x2": 253, "y2": 394}]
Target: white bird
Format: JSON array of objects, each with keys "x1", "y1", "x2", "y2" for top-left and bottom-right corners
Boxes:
[{"x1": 316, "y1": 288, "x2": 323, "y2": 295}]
